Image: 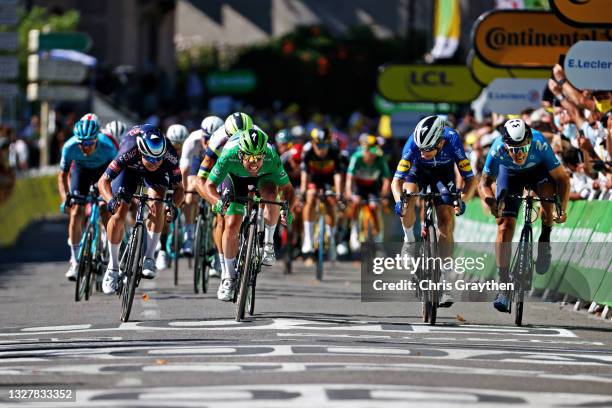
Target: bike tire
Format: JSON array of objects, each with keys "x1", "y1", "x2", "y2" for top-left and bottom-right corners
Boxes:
[
  {"x1": 173, "y1": 218, "x2": 180, "y2": 286},
  {"x1": 75, "y1": 223, "x2": 93, "y2": 302},
  {"x1": 201, "y1": 220, "x2": 210, "y2": 294},
  {"x1": 86, "y1": 225, "x2": 102, "y2": 300},
  {"x1": 236, "y1": 223, "x2": 256, "y2": 321},
  {"x1": 428, "y1": 224, "x2": 439, "y2": 326},
  {"x1": 316, "y1": 217, "x2": 324, "y2": 281},
  {"x1": 121, "y1": 225, "x2": 143, "y2": 322},
  {"x1": 513, "y1": 228, "x2": 532, "y2": 327},
  {"x1": 284, "y1": 224, "x2": 293, "y2": 275},
  {"x1": 193, "y1": 217, "x2": 203, "y2": 293}
]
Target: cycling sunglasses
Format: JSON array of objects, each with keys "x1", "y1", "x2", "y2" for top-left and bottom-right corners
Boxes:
[
  {"x1": 506, "y1": 144, "x2": 530, "y2": 155},
  {"x1": 78, "y1": 139, "x2": 97, "y2": 147},
  {"x1": 143, "y1": 154, "x2": 163, "y2": 164},
  {"x1": 240, "y1": 152, "x2": 265, "y2": 163},
  {"x1": 314, "y1": 142, "x2": 330, "y2": 149},
  {"x1": 419, "y1": 145, "x2": 438, "y2": 153}
]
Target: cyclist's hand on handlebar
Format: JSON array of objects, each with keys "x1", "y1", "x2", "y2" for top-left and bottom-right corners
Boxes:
[
  {"x1": 107, "y1": 195, "x2": 123, "y2": 215},
  {"x1": 555, "y1": 209, "x2": 567, "y2": 224},
  {"x1": 165, "y1": 205, "x2": 178, "y2": 222},
  {"x1": 281, "y1": 209, "x2": 294, "y2": 226},
  {"x1": 484, "y1": 196, "x2": 499, "y2": 217},
  {"x1": 212, "y1": 198, "x2": 225, "y2": 214},
  {"x1": 393, "y1": 201, "x2": 402, "y2": 216},
  {"x1": 60, "y1": 195, "x2": 72, "y2": 214},
  {"x1": 454, "y1": 200, "x2": 466, "y2": 216}
]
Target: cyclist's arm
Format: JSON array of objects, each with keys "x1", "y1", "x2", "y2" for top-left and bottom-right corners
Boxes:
[
  {"x1": 381, "y1": 177, "x2": 391, "y2": 198},
  {"x1": 548, "y1": 165, "x2": 570, "y2": 213},
  {"x1": 344, "y1": 173, "x2": 353, "y2": 198},
  {"x1": 171, "y1": 180, "x2": 185, "y2": 207},
  {"x1": 203, "y1": 178, "x2": 220, "y2": 206},
  {"x1": 334, "y1": 172, "x2": 342, "y2": 199},
  {"x1": 478, "y1": 173, "x2": 496, "y2": 210},
  {"x1": 279, "y1": 182, "x2": 297, "y2": 211},
  {"x1": 57, "y1": 171, "x2": 69, "y2": 202},
  {"x1": 98, "y1": 174, "x2": 114, "y2": 203},
  {"x1": 462, "y1": 175, "x2": 477, "y2": 201}
]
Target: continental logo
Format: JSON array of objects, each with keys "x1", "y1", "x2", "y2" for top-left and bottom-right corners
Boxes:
[
  {"x1": 472, "y1": 10, "x2": 612, "y2": 68},
  {"x1": 550, "y1": 0, "x2": 612, "y2": 27},
  {"x1": 458, "y1": 159, "x2": 472, "y2": 172},
  {"x1": 397, "y1": 159, "x2": 411, "y2": 172}
]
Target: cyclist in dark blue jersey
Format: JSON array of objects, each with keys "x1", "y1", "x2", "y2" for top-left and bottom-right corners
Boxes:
[
  {"x1": 98, "y1": 124, "x2": 185, "y2": 294},
  {"x1": 58, "y1": 118, "x2": 118, "y2": 281},
  {"x1": 391, "y1": 116, "x2": 475, "y2": 307},
  {"x1": 479, "y1": 118, "x2": 570, "y2": 312}
]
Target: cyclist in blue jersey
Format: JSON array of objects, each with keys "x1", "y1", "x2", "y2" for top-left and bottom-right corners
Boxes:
[
  {"x1": 58, "y1": 119, "x2": 118, "y2": 281},
  {"x1": 479, "y1": 118, "x2": 570, "y2": 312},
  {"x1": 98, "y1": 124, "x2": 185, "y2": 294},
  {"x1": 391, "y1": 116, "x2": 475, "y2": 307}
]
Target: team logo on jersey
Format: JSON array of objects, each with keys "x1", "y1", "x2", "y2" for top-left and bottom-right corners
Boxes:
[
  {"x1": 397, "y1": 159, "x2": 411, "y2": 172},
  {"x1": 109, "y1": 160, "x2": 120, "y2": 172},
  {"x1": 458, "y1": 159, "x2": 472, "y2": 172}
]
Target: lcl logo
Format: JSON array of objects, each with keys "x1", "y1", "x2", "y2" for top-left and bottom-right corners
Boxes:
[{"x1": 406, "y1": 71, "x2": 453, "y2": 86}]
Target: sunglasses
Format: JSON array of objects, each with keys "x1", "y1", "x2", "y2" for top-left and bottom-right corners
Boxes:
[
  {"x1": 506, "y1": 144, "x2": 530, "y2": 155},
  {"x1": 314, "y1": 143, "x2": 330, "y2": 149},
  {"x1": 420, "y1": 145, "x2": 438, "y2": 153},
  {"x1": 78, "y1": 139, "x2": 96, "y2": 147},
  {"x1": 143, "y1": 155, "x2": 163, "y2": 164},
  {"x1": 241, "y1": 153, "x2": 265, "y2": 163}
]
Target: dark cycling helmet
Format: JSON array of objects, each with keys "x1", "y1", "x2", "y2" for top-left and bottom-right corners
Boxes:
[
  {"x1": 275, "y1": 128, "x2": 292, "y2": 145},
  {"x1": 310, "y1": 127, "x2": 332, "y2": 145},
  {"x1": 136, "y1": 124, "x2": 167, "y2": 158},
  {"x1": 502, "y1": 118, "x2": 532, "y2": 146},
  {"x1": 74, "y1": 119, "x2": 100, "y2": 141},
  {"x1": 238, "y1": 128, "x2": 268, "y2": 155}
]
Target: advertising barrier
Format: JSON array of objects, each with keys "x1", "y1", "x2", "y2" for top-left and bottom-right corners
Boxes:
[
  {"x1": 467, "y1": 51, "x2": 550, "y2": 87},
  {"x1": 564, "y1": 41, "x2": 612, "y2": 91},
  {"x1": 485, "y1": 78, "x2": 548, "y2": 114},
  {"x1": 377, "y1": 64, "x2": 481, "y2": 103},
  {"x1": 472, "y1": 10, "x2": 612, "y2": 68},
  {"x1": 549, "y1": 0, "x2": 612, "y2": 27}
]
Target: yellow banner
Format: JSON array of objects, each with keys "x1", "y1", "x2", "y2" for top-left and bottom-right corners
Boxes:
[
  {"x1": 468, "y1": 52, "x2": 551, "y2": 86},
  {"x1": 472, "y1": 10, "x2": 612, "y2": 68},
  {"x1": 550, "y1": 0, "x2": 612, "y2": 27},
  {"x1": 377, "y1": 65, "x2": 481, "y2": 103}
]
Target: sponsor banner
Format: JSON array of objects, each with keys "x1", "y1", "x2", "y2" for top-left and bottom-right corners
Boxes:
[
  {"x1": 378, "y1": 65, "x2": 481, "y2": 103},
  {"x1": 26, "y1": 84, "x2": 89, "y2": 102},
  {"x1": 373, "y1": 94, "x2": 456, "y2": 115},
  {"x1": 467, "y1": 51, "x2": 551, "y2": 86},
  {"x1": 206, "y1": 70, "x2": 256, "y2": 94},
  {"x1": 472, "y1": 10, "x2": 612, "y2": 68},
  {"x1": 28, "y1": 30, "x2": 93, "y2": 52},
  {"x1": 27, "y1": 55, "x2": 88, "y2": 83},
  {"x1": 564, "y1": 41, "x2": 612, "y2": 91},
  {"x1": 485, "y1": 78, "x2": 547, "y2": 114},
  {"x1": 390, "y1": 111, "x2": 428, "y2": 139},
  {"x1": 549, "y1": 0, "x2": 612, "y2": 27}
]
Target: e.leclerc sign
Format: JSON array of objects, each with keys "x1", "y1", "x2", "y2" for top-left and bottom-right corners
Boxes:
[
  {"x1": 472, "y1": 10, "x2": 612, "y2": 68},
  {"x1": 377, "y1": 65, "x2": 481, "y2": 103},
  {"x1": 564, "y1": 41, "x2": 612, "y2": 91}
]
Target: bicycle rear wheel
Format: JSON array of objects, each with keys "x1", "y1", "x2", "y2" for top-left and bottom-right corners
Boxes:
[
  {"x1": 75, "y1": 223, "x2": 93, "y2": 302},
  {"x1": 201, "y1": 218, "x2": 211, "y2": 294},
  {"x1": 426, "y1": 224, "x2": 439, "y2": 326},
  {"x1": 316, "y1": 216, "x2": 324, "y2": 281},
  {"x1": 283, "y1": 225, "x2": 292, "y2": 275},
  {"x1": 121, "y1": 225, "x2": 144, "y2": 322},
  {"x1": 236, "y1": 223, "x2": 257, "y2": 321},
  {"x1": 173, "y1": 218, "x2": 180, "y2": 286}
]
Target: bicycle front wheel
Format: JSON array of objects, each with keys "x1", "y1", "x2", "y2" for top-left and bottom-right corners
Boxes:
[
  {"x1": 173, "y1": 219, "x2": 180, "y2": 286},
  {"x1": 121, "y1": 225, "x2": 144, "y2": 322},
  {"x1": 75, "y1": 223, "x2": 94, "y2": 302},
  {"x1": 316, "y1": 216, "x2": 325, "y2": 281},
  {"x1": 513, "y1": 227, "x2": 533, "y2": 327},
  {"x1": 236, "y1": 223, "x2": 257, "y2": 321},
  {"x1": 426, "y1": 224, "x2": 439, "y2": 326}
]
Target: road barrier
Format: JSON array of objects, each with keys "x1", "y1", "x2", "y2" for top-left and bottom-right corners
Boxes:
[
  {"x1": 0, "y1": 173, "x2": 60, "y2": 247},
  {"x1": 455, "y1": 199, "x2": 612, "y2": 306}
]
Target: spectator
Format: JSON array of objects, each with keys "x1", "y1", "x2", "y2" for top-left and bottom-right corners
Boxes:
[{"x1": 0, "y1": 136, "x2": 15, "y2": 204}]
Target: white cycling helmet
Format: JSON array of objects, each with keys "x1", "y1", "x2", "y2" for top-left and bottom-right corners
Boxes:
[
  {"x1": 166, "y1": 124, "x2": 189, "y2": 145},
  {"x1": 502, "y1": 118, "x2": 532, "y2": 146},
  {"x1": 413, "y1": 115, "x2": 445, "y2": 150},
  {"x1": 104, "y1": 120, "x2": 127, "y2": 142},
  {"x1": 201, "y1": 116, "x2": 224, "y2": 138}
]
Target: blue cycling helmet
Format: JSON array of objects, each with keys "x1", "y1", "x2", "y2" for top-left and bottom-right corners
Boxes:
[
  {"x1": 136, "y1": 124, "x2": 167, "y2": 158},
  {"x1": 73, "y1": 119, "x2": 100, "y2": 141}
]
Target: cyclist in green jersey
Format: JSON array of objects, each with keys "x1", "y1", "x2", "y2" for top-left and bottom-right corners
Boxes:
[
  {"x1": 345, "y1": 134, "x2": 391, "y2": 250},
  {"x1": 202, "y1": 128, "x2": 298, "y2": 301}
]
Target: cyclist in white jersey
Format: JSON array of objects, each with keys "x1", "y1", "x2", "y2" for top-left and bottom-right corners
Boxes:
[{"x1": 179, "y1": 117, "x2": 224, "y2": 258}]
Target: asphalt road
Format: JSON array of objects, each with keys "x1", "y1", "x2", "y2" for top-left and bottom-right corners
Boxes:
[{"x1": 0, "y1": 221, "x2": 611, "y2": 407}]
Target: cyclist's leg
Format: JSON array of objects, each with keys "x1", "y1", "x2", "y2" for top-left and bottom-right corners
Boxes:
[
  {"x1": 532, "y1": 165, "x2": 556, "y2": 273},
  {"x1": 301, "y1": 182, "x2": 318, "y2": 253},
  {"x1": 432, "y1": 166, "x2": 459, "y2": 257},
  {"x1": 348, "y1": 191, "x2": 363, "y2": 249},
  {"x1": 400, "y1": 181, "x2": 419, "y2": 242},
  {"x1": 216, "y1": 176, "x2": 234, "y2": 278},
  {"x1": 67, "y1": 166, "x2": 89, "y2": 266},
  {"x1": 259, "y1": 180, "x2": 280, "y2": 265},
  {"x1": 182, "y1": 172, "x2": 200, "y2": 251},
  {"x1": 323, "y1": 186, "x2": 338, "y2": 247},
  {"x1": 141, "y1": 173, "x2": 169, "y2": 277},
  {"x1": 156, "y1": 219, "x2": 171, "y2": 270}
]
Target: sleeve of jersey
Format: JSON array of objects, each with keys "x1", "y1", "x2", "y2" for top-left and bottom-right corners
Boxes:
[
  {"x1": 59, "y1": 143, "x2": 71, "y2": 172},
  {"x1": 270, "y1": 149, "x2": 290, "y2": 185},
  {"x1": 197, "y1": 147, "x2": 218, "y2": 179},
  {"x1": 393, "y1": 142, "x2": 414, "y2": 180},
  {"x1": 540, "y1": 140, "x2": 561, "y2": 171},
  {"x1": 450, "y1": 133, "x2": 474, "y2": 179},
  {"x1": 168, "y1": 160, "x2": 182, "y2": 185},
  {"x1": 179, "y1": 137, "x2": 194, "y2": 169},
  {"x1": 207, "y1": 154, "x2": 228, "y2": 186},
  {"x1": 347, "y1": 155, "x2": 357, "y2": 175},
  {"x1": 104, "y1": 146, "x2": 132, "y2": 180},
  {"x1": 482, "y1": 149, "x2": 499, "y2": 178}
]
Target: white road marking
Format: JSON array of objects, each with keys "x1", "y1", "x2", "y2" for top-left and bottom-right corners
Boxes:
[{"x1": 21, "y1": 324, "x2": 91, "y2": 332}]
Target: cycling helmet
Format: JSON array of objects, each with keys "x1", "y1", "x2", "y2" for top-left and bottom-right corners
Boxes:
[
  {"x1": 73, "y1": 119, "x2": 100, "y2": 141},
  {"x1": 310, "y1": 127, "x2": 332, "y2": 145},
  {"x1": 136, "y1": 124, "x2": 166, "y2": 158},
  {"x1": 225, "y1": 112, "x2": 254, "y2": 136},
  {"x1": 413, "y1": 115, "x2": 445, "y2": 150},
  {"x1": 81, "y1": 113, "x2": 100, "y2": 124},
  {"x1": 238, "y1": 128, "x2": 268, "y2": 155},
  {"x1": 166, "y1": 124, "x2": 189, "y2": 145},
  {"x1": 502, "y1": 118, "x2": 532, "y2": 146},
  {"x1": 201, "y1": 116, "x2": 223, "y2": 138},
  {"x1": 275, "y1": 128, "x2": 292, "y2": 145},
  {"x1": 104, "y1": 120, "x2": 127, "y2": 141}
]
